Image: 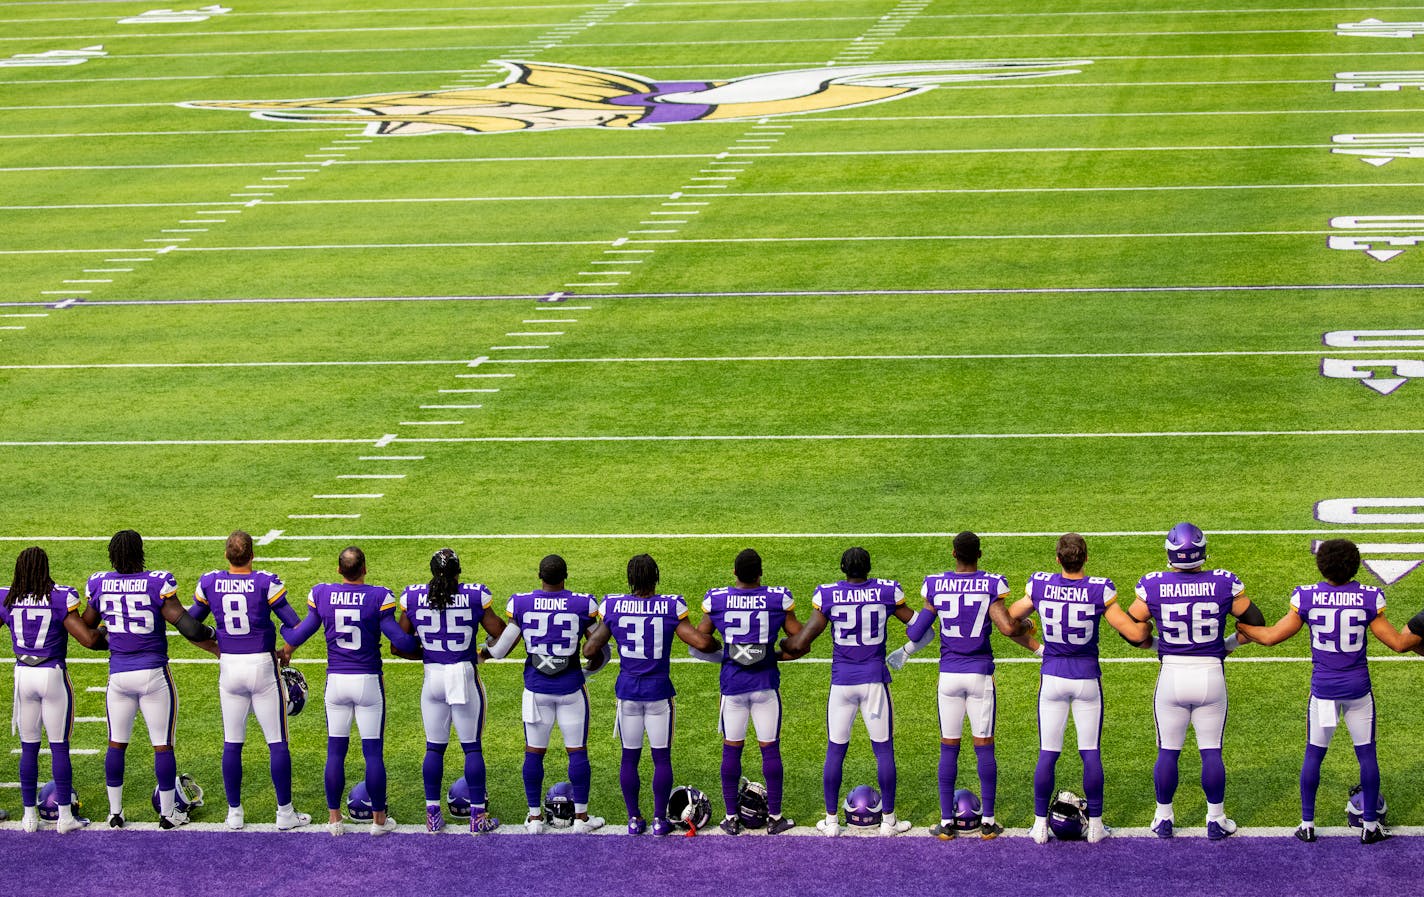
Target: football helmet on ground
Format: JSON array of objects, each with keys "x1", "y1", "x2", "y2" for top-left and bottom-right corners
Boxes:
[
  {"x1": 544, "y1": 781, "x2": 576, "y2": 828},
  {"x1": 737, "y1": 777, "x2": 769, "y2": 829},
  {"x1": 1047, "y1": 790, "x2": 1088, "y2": 841},
  {"x1": 282, "y1": 667, "x2": 309, "y2": 717},
  {"x1": 151, "y1": 773, "x2": 204, "y2": 815},
  {"x1": 952, "y1": 788, "x2": 982, "y2": 832},
  {"x1": 347, "y1": 781, "x2": 374, "y2": 821},
  {"x1": 843, "y1": 785, "x2": 883, "y2": 827},
  {"x1": 668, "y1": 785, "x2": 712, "y2": 831}
]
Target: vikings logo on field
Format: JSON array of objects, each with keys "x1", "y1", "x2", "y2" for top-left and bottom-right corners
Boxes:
[{"x1": 180, "y1": 59, "x2": 1091, "y2": 135}]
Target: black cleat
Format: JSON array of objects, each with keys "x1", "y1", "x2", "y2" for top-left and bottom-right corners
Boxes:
[
  {"x1": 1294, "y1": 824, "x2": 1316, "y2": 843},
  {"x1": 719, "y1": 815, "x2": 742, "y2": 836},
  {"x1": 1361, "y1": 825, "x2": 1392, "y2": 845},
  {"x1": 980, "y1": 821, "x2": 1005, "y2": 840},
  {"x1": 929, "y1": 822, "x2": 956, "y2": 840},
  {"x1": 108, "y1": 812, "x2": 125, "y2": 829},
  {"x1": 766, "y1": 816, "x2": 795, "y2": 835}
]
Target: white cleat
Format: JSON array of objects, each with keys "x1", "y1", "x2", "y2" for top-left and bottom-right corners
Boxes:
[
  {"x1": 21, "y1": 812, "x2": 38, "y2": 834},
  {"x1": 371, "y1": 817, "x2": 398, "y2": 836},
  {"x1": 880, "y1": 818, "x2": 911, "y2": 836},
  {"x1": 525, "y1": 815, "x2": 546, "y2": 835},
  {"x1": 816, "y1": 817, "x2": 840, "y2": 837},
  {"x1": 572, "y1": 815, "x2": 605, "y2": 834},
  {"x1": 158, "y1": 809, "x2": 189, "y2": 830},
  {"x1": 1087, "y1": 819, "x2": 1112, "y2": 843},
  {"x1": 226, "y1": 806, "x2": 245, "y2": 831},
  {"x1": 56, "y1": 815, "x2": 91, "y2": 834},
  {"x1": 1030, "y1": 818, "x2": 1049, "y2": 844},
  {"x1": 275, "y1": 807, "x2": 311, "y2": 831},
  {"x1": 327, "y1": 820, "x2": 345, "y2": 836}
]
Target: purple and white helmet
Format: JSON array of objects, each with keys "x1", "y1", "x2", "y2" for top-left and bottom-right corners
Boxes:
[
  {"x1": 1165, "y1": 522, "x2": 1208, "y2": 570},
  {"x1": 447, "y1": 778, "x2": 472, "y2": 819},
  {"x1": 544, "y1": 781, "x2": 576, "y2": 827},
  {"x1": 843, "y1": 785, "x2": 883, "y2": 827},
  {"x1": 37, "y1": 781, "x2": 79, "y2": 822},
  {"x1": 1346, "y1": 784, "x2": 1387, "y2": 828},
  {"x1": 952, "y1": 788, "x2": 982, "y2": 832},
  {"x1": 668, "y1": 785, "x2": 712, "y2": 831},
  {"x1": 347, "y1": 780, "x2": 373, "y2": 821},
  {"x1": 1047, "y1": 791, "x2": 1087, "y2": 841},
  {"x1": 151, "y1": 773, "x2": 204, "y2": 815}
]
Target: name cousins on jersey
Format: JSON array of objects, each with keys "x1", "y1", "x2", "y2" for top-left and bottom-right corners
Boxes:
[{"x1": 212, "y1": 578, "x2": 256, "y2": 594}]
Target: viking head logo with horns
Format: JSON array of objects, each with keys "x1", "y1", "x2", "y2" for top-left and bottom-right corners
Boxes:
[{"x1": 182, "y1": 59, "x2": 1091, "y2": 135}]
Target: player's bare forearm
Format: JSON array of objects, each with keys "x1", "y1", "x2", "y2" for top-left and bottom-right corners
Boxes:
[
  {"x1": 481, "y1": 608, "x2": 507, "y2": 641},
  {"x1": 1369, "y1": 614, "x2": 1422, "y2": 653}
]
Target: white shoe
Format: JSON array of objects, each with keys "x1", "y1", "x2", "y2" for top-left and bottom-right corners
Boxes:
[
  {"x1": 56, "y1": 814, "x2": 91, "y2": 834},
  {"x1": 21, "y1": 811, "x2": 38, "y2": 833},
  {"x1": 1030, "y1": 817, "x2": 1049, "y2": 844},
  {"x1": 226, "y1": 806, "x2": 245, "y2": 831},
  {"x1": 525, "y1": 815, "x2": 546, "y2": 834},
  {"x1": 880, "y1": 817, "x2": 911, "y2": 836},
  {"x1": 158, "y1": 809, "x2": 189, "y2": 830},
  {"x1": 1087, "y1": 818, "x2": 1111, "y2": 843},
  {"x1": 276, "y1": 807, "x2": 311, "y2": 831},
  {"x1": 371, "y1": 817, "x2": 398, "y2": 836},
  {"x1": 816, "y1": 817, "x2": 840, "y2": 837},
  {"x1": 327, "y1": 820, "x2": 345, "y2": 836},
  {"x1": 572, "y1": 815, "x2": 604, "y2": 834}
]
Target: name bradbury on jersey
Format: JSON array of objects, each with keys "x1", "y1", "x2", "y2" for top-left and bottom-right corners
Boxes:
[{"x1": 1158, "y1": 582, "x2": 1216, "y2": 598}]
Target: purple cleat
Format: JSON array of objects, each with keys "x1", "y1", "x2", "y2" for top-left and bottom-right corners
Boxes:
[
  {"x1": 426, "y1": 805, "x2": 445, "y2": 833},
  {"x1": 628, "y1": 816, "x2": 647, "y2": 835},
  {"x1": 652, "y1": 817, "x2": 676, "y2": 837},
  {"x1": 470, "y1": 811, "x2": 500, "y2": 835},
  {"x1": 1151, "y1": 818, "x2": 1174, "y2": 839}
]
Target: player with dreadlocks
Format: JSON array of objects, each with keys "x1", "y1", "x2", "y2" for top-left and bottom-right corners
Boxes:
[
  {"x1": 2, "y1": 547, "x2": 107, "y2": 832},
  {"x1": 84, "y1": 529, "x2": 218, "y2": 829},
  {"x1": 398, "y1": 548, "x2": 508, "y2": 834}
]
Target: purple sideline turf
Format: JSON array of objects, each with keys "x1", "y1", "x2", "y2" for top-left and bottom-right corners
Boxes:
[{"x1": 3, "y1": 832, "x2": 1419, "y2": 895}]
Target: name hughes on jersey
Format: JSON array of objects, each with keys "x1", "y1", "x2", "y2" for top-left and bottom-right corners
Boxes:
[{"x1": 725, "y1": 595, "x2": 768, "y2": 610}]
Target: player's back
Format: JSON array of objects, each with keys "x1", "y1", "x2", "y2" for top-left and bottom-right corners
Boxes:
[
  {"x1": 1026, "y1": 572, "x2": 1114, "y2": 679},
  {"x1": 600, "y1": 592, "x2": 687, "y2": 701},
  {"x1": 1293, "y1": 580, "x2": 1383, "y2": 699},
  {"x1": 703, "y1": 585, "x2": 793, "y2": 695},
  {"x1": 507, "y1": 588, "x2": 597, "y2": 694},
  {"x1": 1136, "y1": 568, "x2": 1241, "y2": 659},
  {"x1": 922, "y1": 571, "x2": 1008, "y2": 674},
  {"x1": 0, "y1": 585, "x2": 79, "y2": 667},
  {"x1": 309, "y1": 581, "x2": 397, "y2": 674},
  {"x1": 401, "y1": 582, "x2": 490, "y2": 665},
  {"x1": 86, "y1": 570, "x2": 175, "y2": 672},
  {"x1": 196, "y1": 569, "x2": 286, "y2": 655},
  {"x1": 812, "y1": 578, "x2": 904, "y2": 686}
]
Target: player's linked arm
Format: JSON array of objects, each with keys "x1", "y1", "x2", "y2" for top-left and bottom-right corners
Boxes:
[
  {"x1": 1369, "y1": 612, "x2": 1422, "y2": 653},
  {"x1": 1105, "y1": 602, "x2": 1151, "y2": 647},
  {"x1": 1234, "y1": 610, "x2": 1302, "y2": 647},
  {"x1": 780, "y1": 609, "x2": 825, "y2": 660},
  {"x1": 990, "y1": 600, "x2": 1040, "y2": 653},
  {"x1": 676, "y1": 619, "x2": 719, "y2": 654},
  {"x1": 162, "y1": 596, "x2": 217, "y2": 654},
  {"x1": 63, "y1": 610, "x2": 107, "y2": 650}
]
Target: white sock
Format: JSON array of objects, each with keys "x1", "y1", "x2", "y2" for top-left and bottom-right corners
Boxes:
[
  {"x1": 1300, "y1": 819, "x2": 1314, "y2": 829},
  {"x1": 825, "y1": 812, "x2": 838, "y2": 827},
  {"x1": 574, "y1": 802, "x2": 588, "y2": 815},
  {"x1": 1207, "y1": 802, "x2": 1225, "y2": 821},
  {"x1": 427, "y1": 801, "x2": 440, "y2": 809},
  {"x1": 982, "y1": 815, "x2": 996, "y2": 826},
  {"x1": 1155, "y1": 802, "x2": 1174, "y2": 820},
  {"x1": 159, "y1": 788, "x2": 175, "y2": 816},
  {"x1": 883, "y1": 812, "x2": 898, "y2": 825},
  {"x1": 22, "y1": 807, "x2": 37, "y2": 823},
  {"x1": 107, "y1": 785, "x2": 124, "y2": 816},
  {"x1": 527, "y1": 806, "x2": 542, "y2": 819},
  {"x1": 941, "y1": 818, "x2": 953, "y2": 827},
  {"x1": 277, "y1": 803, "x2": 293, "y2": 814},
  {"x1": 1033, "y1": 815, "x2": 1047, "y2": 827},
  {"x1": 57, "y1": 804, "x2": 74, "y2": 823},
  {"x1": 1364, "y1": 819, "x2": 1380, "y2": 832}
]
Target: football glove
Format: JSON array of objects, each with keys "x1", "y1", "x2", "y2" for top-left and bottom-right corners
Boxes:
[{"x1": 886, "y1": 647, "x2": 908, "y2": 671}]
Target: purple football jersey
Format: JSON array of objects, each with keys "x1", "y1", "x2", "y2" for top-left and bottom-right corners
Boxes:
[
  {"x1": 86, "y1": 570, "x2": 176, "y2": 673},
  {"x1": 506, "y1": 589, "x2": 598, "y2": 696},
  {"x1": 812, "y1": 578, "x2": 905, "y2": 686},
  {"x1": 702, "y1": 585, "x2": 794, "y2": 696},
  {"x1": 400, "y1": 582, "x2": 491, "y2": 665},
  {"x1": 0, "y1": 585, "x2": 80, "y2": 668},
  {"x1": 1292, "y1": 581, "x2": 1384, "y2": 700},
  {"x1": 921, "y1": 571, "x2": 1009, "y2": 675},
  {"x1": 1025, "y1": 572, "x2": 1116, "y2": 680},
  {"x1": 194, "y1": 570, "x2": 290, "y2": 655},
  {"x1": 1135, "y1": 568, "x2": 1243, "y2": 659},
  {"x1": 599, "y1": 593, "x2": 688, "y2": 701},
  {"x1": 307, "y1": 582, "x2": 399, "y2": 674}
]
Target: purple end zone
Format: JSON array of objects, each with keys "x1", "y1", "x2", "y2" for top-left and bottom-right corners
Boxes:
[{"x1": 2, "y1": 833, "x2": 1420, "y2": 896}]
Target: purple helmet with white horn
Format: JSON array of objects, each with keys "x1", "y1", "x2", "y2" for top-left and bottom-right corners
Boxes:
[{"x1": 1165, "y1": 522, "x2": 1208, "y2": 570}]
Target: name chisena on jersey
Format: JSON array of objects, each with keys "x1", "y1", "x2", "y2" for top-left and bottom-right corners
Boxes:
[{"x1": 1042, "y1": 584, "x2": 1095, "y2": 603}]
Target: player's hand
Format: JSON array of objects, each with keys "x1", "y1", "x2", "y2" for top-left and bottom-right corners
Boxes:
[
  {"x1": 886, "y1": 647, "x2": 908, "y2": 670},
  {"x1": 1232, "y1": 625, "x2": 1253, "y2": 646},
  {"x1": 1018, "y1": 618, "x2": 1037, "y2": 638},
  {"x1": 276, "y1": 645, "x2": 293, "y2": 666}
]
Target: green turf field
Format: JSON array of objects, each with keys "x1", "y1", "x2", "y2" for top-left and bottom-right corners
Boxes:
[{"x1": 2, "y1": 0, "x2": 1423, "y2": 831}]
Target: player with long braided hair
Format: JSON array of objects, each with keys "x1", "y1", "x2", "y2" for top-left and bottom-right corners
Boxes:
[
  {"x1": 399, "y1": 548, "x2": 508, "y2": 834},
  {"x1": 2, "y1": 547, "x2": 106, "y2": 832}
]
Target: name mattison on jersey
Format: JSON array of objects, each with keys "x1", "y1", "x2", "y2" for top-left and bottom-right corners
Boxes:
[{"x1": 1043, "y1": 584, "x2": 1093, "y2": 602}]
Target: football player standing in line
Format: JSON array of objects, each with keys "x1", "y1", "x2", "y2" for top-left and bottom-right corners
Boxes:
[
  {"x1": 84, "y1": 529, "x2": 218, "y2": 829},
  {"x1": 281, "y1": 546, "x2": 421, "y2": 835},
  {"x1": 1128, "y1": 523, "x2": 1263, "y2": 840},
  {"x1": 190, "y1": 530, "x2": 310, "y2": 831},
  {"x1": 695, "y1": 548, "x2": 800, "y2": 835},
  {"x1": 783, "y1": 546, "x2": 917, "y2": 837},
  {"x1": 582, "y1": 554, "x2": 719, "y2": 835},
  {"x1": 1235, "y1": 539, "x2": 1421, "y2": 844},
  {"x1": 3, "y1": 547, "x2": 107, "y2": 832},
  {"x1": 484, "y1": 554, "x2": 606, "y2": 833},
  {"x1": 888, "y1": 531, "x2": 1040, "y2": 839},
  {"x1": 1008, "y1": 533, "x2": 1149, "y2": 843},
  {"x1": 398, "y1": 548, "x2": 506, "y2": 834}
]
